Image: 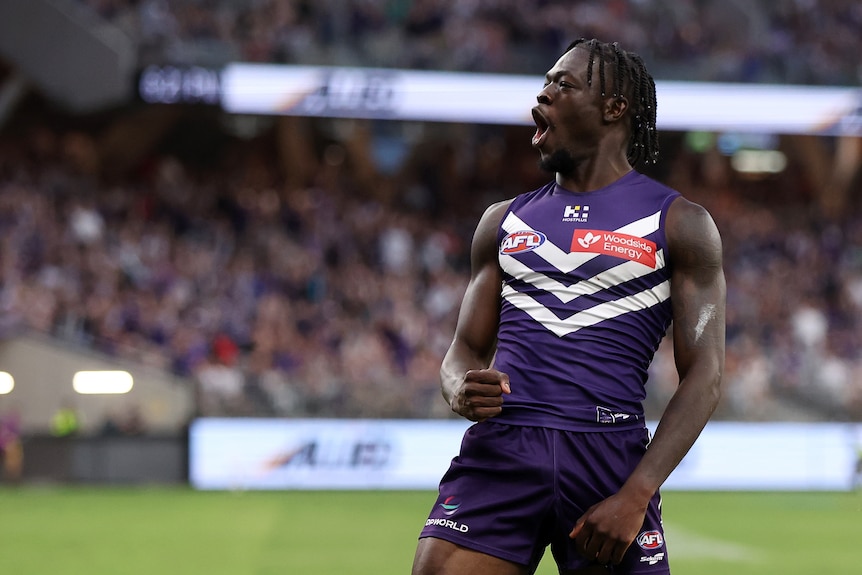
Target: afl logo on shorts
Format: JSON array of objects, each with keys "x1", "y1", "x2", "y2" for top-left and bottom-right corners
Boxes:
[
  {"x1": 637, "y1": 530, "x2": 664, "y2": 550},
  {"x1": 500, "y1": 231, "x2": 546, "y2": 254}
]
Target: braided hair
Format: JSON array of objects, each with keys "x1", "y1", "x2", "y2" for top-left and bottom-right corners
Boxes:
[{"x1": 565, "y1": 38, "x2": 659, "y2": 167}]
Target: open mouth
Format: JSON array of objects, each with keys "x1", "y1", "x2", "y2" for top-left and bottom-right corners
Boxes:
[{"x1": 531, "y1": 107, "x2": 551, "y2": 147}]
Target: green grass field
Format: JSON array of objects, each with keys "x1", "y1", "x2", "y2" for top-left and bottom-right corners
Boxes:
[{"x1": 0, "y1": 487, "x2": 859, "y2": 574}]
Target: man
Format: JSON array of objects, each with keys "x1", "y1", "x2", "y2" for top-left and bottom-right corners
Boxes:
[{"x1": 412, "y1": 38, "x2": 725, "y2": 575}]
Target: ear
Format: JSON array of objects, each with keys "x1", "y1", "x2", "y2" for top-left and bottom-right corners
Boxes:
[{"x1": 603, "y1": 96, "x2": 628, "y2": 123}]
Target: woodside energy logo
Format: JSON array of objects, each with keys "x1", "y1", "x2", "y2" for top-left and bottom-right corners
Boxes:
[{"x1": 570, "y1": 230, "x2": 657, "y2": 268}]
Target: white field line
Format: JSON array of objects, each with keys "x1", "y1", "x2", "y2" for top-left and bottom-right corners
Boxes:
[{"x1": 664, "y1": 524, "x2": 767, "y2": 563}]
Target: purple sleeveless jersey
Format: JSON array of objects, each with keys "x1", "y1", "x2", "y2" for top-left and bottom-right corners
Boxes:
[{"x1": 492, "y1": 171, "x2": 680, "y2": 431}]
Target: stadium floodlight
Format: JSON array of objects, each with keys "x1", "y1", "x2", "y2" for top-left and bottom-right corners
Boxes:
[
  {"x1": 72, "y1": 371, "x2": 134, "y2": 394},
  {"x1": 0, "y1": 371, "x2": 13, "y2": 394},
  {"x1": 731, "y1": 150, "x2": 788, "y2": 174}
]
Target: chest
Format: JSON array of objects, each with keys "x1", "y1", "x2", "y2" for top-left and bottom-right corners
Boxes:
[{"x1": 500, "y1": 192, "x2": 667, "y2": 281}]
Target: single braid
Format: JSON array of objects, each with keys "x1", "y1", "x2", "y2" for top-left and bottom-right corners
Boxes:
[
  {"x1": 612, "y1": 42, "x2": 625, "y2": 98},
  {"x1": 598, "y1": 49, "x2": 606, "y2": 97}
]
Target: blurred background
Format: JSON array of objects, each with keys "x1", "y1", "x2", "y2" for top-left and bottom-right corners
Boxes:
[{"x1": 0, "y1": 0, "x2": 861, "y2": 488}]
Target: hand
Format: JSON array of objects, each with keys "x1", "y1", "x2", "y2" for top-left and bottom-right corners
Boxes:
[
  {"x1": 569, "y1": 491, "x2": 649, "y2": 566},
  {"x1": 449, "y1": 369, "x2": 511, "y2": 422}
]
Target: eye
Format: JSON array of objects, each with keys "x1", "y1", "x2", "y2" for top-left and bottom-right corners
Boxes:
[{"x1": 542, "y1": 78, "x2": 575, "y2": 90}]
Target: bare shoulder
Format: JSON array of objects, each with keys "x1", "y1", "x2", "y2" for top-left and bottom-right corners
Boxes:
[
  {"x1": 471, "y1": 198, "x2": 515, "y2": 257},
  {"x1": 666, "y1": 196, "x2": 723, "y2": 268},
  {"x1": 465, "y1": 198, "x2": 514, "y2": 274},
  {"x1": 476, "y1": 199, "x2": 515, "y2": 234}
]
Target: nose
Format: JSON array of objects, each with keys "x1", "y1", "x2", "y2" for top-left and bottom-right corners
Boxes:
[{"x1": 536, "y1": 88, "x2": 551, "y2": 105}]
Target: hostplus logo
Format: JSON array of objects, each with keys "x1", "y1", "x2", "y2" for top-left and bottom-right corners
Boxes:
[{"x1": 563, "y1": 205, "x2": 589, "y2": 222}]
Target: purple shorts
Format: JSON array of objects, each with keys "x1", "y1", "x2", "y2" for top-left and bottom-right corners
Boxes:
[{"x1": 419, "y1": 421, "x2": 670, "y2": 574}]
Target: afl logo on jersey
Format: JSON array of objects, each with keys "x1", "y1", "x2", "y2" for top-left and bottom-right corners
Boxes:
[
  {"x1": 500, "y1": 231, "x2": 546, "y2": 254},
  {"x1": 637, "y1": 530, "x2": 664, "y2": 551}
]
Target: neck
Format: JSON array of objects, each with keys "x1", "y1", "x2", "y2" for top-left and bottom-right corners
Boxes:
[{"x1": 555, "y1": 153, "x2": 633, "y2": 193}]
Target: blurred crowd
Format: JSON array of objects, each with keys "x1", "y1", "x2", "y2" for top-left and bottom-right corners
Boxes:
[
  {"x1": 0, "y1": 115, "x2": 478, "y2": 421},
  {"x1": 2, "y1": 0, "x2": 861, "y2": 423},
  {"x1": 1, "y1": 108, "x2": 861, "y2": 423},
  {"x1": 75, "y1": 0, "x2": 862, "y2": 85}
]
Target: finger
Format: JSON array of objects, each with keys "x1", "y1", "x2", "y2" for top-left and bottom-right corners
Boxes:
[
  {"x1": 500, "y1": 374, "x2": 511, "y2": 394},
  {"x1": 462, "y1": 398, "x2": 505, "y2": 421},
  {"x1": 464, "y1": 369, "x2": 506, "y2": 385},
  {"x1": 595, "y1": 540, "x2": 616, "y2": 566},
  {"x1": 610, "y1": 540, "x2": 632, "y2": 565},
  {"x1": 569, "y1": 513, "x2": 590, "y2": 540},
  {"x1": 582, "y1": 533, "x2": 602, "y2": 560},
  {"x1": 572, "y1": 532, "x2": 595, "y2": 561},
  {"x1": 471, "y1": 404, "x2": 503, "y2": 417},
  {"x1": 464, "y1": 381, "x2": 505, "y2": 399},
  {"x1": 462, "y1": 393, "x2": 505, "y2": 409}
]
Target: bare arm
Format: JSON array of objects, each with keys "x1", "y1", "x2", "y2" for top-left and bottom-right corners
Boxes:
[
  {"x1": 625, "y1": 196, "x2": 725, "y2": 499},
  {"x1": 440, "y1": 200, "x2": 513, "y2": 421},
  {"x1": 571, "y1": 196, "x2": 726, "y2": 564}
]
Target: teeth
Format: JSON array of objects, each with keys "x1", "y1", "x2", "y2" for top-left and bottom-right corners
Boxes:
[
  {"x1": 531, "y1": 109, "x2": 549, "y2": 146},
  {"x1": 532, "y1": 125, "x2": 546, "y2": 146}
]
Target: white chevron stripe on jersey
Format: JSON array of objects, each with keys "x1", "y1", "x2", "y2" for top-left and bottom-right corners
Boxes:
[
  {"x1": 500, "y1": 249, "x2": 666, "y2": 304},
  {"x1": 501, "y1": 280, "x2": 671, "y2": 337},
  {"x1": 501, "y1": 210, "x2": 663, "y2": 274}
]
